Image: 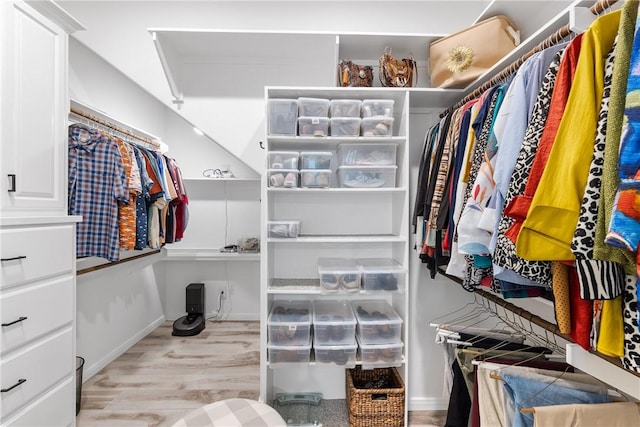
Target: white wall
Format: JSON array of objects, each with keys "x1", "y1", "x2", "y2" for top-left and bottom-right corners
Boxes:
[{"x1": 76, "y1": 254, "x2": 165, "y2": 379}]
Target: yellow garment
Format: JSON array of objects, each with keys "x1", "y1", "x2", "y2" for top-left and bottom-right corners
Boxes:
[
  {"x1": 533, "y1": 402, "x2": 640, "y2": 427},
  {"x1": 516, "y1": 10, "x2": 621, "y2": 261},
  {"x1": 596, "y1": 295, "x2": 624, "y2": 357}
]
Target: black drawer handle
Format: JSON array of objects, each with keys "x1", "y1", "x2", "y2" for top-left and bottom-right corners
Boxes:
[
  {"x1": 8, "y1": 174, "x2": 16, "y2": 192},
  {"x1": 1, "y1": 378, "x2": 26, "y2": 393},
  {"x1": 0, "y1": 255, "x2": 27, "y2": 262},
  {"x1": 2, "y1": 316, "x2": 27, "y2": 327}
]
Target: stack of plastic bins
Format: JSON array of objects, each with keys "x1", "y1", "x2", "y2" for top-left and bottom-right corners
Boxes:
[
  {"x1": 317, "y1": 258, "x2": 362, "y2": 294},
  {"x1": 312, "y1": 300, "x2": 357, "y2": 368},
  {"x1": 267, "y1": 301, "x2": 312, "y2": 368},
  {"x1": 298, "y1": 97, "x2": 330, "y2": 137},
  {"x1": 300, "y1": 151, "x2": 333, "y2": 188},
  {"x1": 330, "y1": 99, "x2": 361, "y2": 137},
  {"x1": 352, "y1": 300, "x2": 404, "y2": 369}
]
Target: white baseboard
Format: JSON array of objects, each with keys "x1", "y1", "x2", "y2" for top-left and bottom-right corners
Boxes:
[
  {"x1": 409, "y1": 397, "x2": 448, "y2": 411},
  {"x1": 166, "y1": 312, "x2": 260, "y2": 321},
  {"x1": 82, "y1": 315, "x2": 166, "y2": 382}
]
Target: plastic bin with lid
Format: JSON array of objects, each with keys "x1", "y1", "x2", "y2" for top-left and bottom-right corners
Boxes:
[
  {"x1": 298, "y1": 97, "x2": 330, "y2": 117},
  {"x1": 314, "y1": 343, "x2": 357, "y2": 368},
  {"x1": 317, "y1": 258, "x2": 361, "y2": 293},
  {"x1": 361, "y1": 99, "x2": 394, "y2": 118},
  {"x1": 268, "y1": 340, "x2": 312, "y2": 368},
  {"x1": 268, "y1": 300, "x2": 312, "y2": 345},
  {"x1": 330, "y1": 99, "x2": 361, "y2": 117},
  {"x1": 268, "y1": 169, "x2": 299, "y2": 188},
  {"x1": 330, "y1": 117, "x2": 361, "y2": 137},
  {"x1": 300, "y1": 151, "x2": 332, "y2": 170},
  {"x1": 298, "y1": 117, "x2": 330, "y2": 137},
  {"x1": 268, "y1": 151, "x2": 299, "y2": 169},
  {"x1": 267, "y1": 220, "x2": 300, "y2": 238},
  {"x1": 337, "y1": 165, "x2": 397, "y2": 188},
  {"x1": 337, "y1": 143, "x2": 397, "y2": 167},
  {"x1": 357, "y1": 258, "x2": 406, "y2": 293},
  {"x1": 361, "y1": 117, "x2": 394, "y2": 137},
  {"x1": 268, "y1": 99, "x2": 298, "y2": 135},
  {"x1": 300, "y1": 169, "x2": 332, "y2": 188},
  {"x1": 357, "y1": 336, "x2": 404, "y2": 369},
  {"x1": 313, "y1": 300, "x2": 357, "y2": 345},
  {"x1": 352, "y1": 300, "x2": 402, "y2": 345}
]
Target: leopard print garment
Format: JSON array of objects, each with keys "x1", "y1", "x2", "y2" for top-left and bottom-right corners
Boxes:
[
  {"x1": 622, "y1": 275, "x2": 640, "y2": 373},
  {"x1": 491, "y1": 49, "x2": 566, "y2": 287},
  {"x1": 461, "y1": 87, "x2": 505, "y2": 291},
  {"x1": 570, "y1": 40, "x2": 624, "y2": 300}
]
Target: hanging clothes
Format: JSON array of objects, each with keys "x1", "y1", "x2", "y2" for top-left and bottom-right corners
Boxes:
[
  {"x1": 68, "y1": 124, "x2": 127, "y2": 262},
  {"x1": 516, "y1": 10, "x2": 621, "y2": 261}
]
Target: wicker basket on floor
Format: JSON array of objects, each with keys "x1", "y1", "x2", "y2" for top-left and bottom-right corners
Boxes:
[{"x1": 346, "y1": 366, "x2": 405, "y2": 427}]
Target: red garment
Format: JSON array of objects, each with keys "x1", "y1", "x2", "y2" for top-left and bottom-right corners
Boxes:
[
  {"x1": 503, "y1": 34, "x2": 584, "y2": 242},
  {"x1": 569, "y1": 265, "x2": 593, "y2": 350}
]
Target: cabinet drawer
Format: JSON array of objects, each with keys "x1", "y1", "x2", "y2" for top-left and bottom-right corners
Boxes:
[
  {"x1": 0, "y1": 225, "x2": 74, "y2": 289},
  {"x1": 4, "y1": 378, "x2": 74, "y2": 427},
  {"x1": 1, "y1": 276, "x2": 73, "y2": 355},
  {"x1": 0, "y1": 328, "x2": 73, "y2": 421}
]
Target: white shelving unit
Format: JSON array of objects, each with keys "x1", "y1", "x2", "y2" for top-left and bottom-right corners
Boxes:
[{"x1": 260, "y1": 87, "x2": 410, "y2": 422}]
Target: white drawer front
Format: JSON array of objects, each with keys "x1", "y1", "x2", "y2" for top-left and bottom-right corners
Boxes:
[
  {"x1": 1, "y1": 276, "x2": 73, "y2": 355},
  {"x1": 4, "y1": 378, "x2": 74, "y2": 427},
  {"x1": 0, "y1": 328, "x2": 73, "y2": 421},
  {"x1": 0, "y1": 225, "x2": 74, "y2": 289}
]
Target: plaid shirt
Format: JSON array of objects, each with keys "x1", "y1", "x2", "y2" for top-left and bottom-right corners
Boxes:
[{"x1": 68, "y1": 125, "x2": 127, "y2": 261}]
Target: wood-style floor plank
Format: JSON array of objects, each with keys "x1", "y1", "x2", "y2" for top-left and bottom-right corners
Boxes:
[{"x1": 77, "y1": 320, "x2": 446, "y2": 426}]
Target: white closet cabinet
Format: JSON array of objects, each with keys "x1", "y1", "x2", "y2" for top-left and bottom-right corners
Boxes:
[
  {"x1": 0, "y1": 1, "x2": 82, "y2": 425},
  {"x1": 260, "y1": 87, "x2": 410, "y2": 420},
  {"x1": 0, "y1": 0, "x2": 81, "y2": 217}
]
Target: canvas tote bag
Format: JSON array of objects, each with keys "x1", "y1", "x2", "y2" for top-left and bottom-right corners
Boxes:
[{"x1": 429, "y1": 15, "x2": 520, "y2": 89}]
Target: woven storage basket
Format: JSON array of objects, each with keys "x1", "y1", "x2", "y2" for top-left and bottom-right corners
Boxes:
[{"x1": 346, "y1": 366, "x2": 405, "y2": 427}]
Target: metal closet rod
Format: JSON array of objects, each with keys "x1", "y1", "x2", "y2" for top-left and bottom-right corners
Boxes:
[
  {"x1": 70, "y1": 106, "x2": 161, "y2": 149},
  {"x1": 439, "y1": 0, "x2": 620, "y2": 118}
]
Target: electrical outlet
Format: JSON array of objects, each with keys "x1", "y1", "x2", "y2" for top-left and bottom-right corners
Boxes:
[{"x1": 202, "y1": 280, "x2": 227, "y2": 304}]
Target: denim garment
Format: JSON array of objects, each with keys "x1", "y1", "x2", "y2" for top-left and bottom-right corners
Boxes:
[{"x1": 502, "y1": 373, "x2": 611, "y2": 427}]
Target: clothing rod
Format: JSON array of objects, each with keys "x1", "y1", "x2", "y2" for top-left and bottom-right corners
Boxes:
[
  {"x1": 70, "y1": 106, "x2": 161, "y2": 148},
  {"x1": 439, "y1": 0, "x2": 620, "y2": 118}
]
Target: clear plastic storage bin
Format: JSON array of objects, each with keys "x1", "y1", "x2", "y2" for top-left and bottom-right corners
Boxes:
[
  {"x1": 298, "y1": 97, "x2": 330, "y2": 117},
  {"x1": 267, "y1": 220, "x2": 300, "y2": 238},
  {"x1": 268, "y1": 99, "x2": 298, "y2": 135},
  {"x1": 268, "y1": 169, "x2": 299, "y2": 188},
  {"x1": 330, "y1": 118, "x2": 361, "y2": 137},
  {"x1": 361, "y1": 99, "x2": 395, "y2": 118},
  {"x1": 300, "y1": 151, "x2": 332, "y2": 170},
  {"x1": 268, "y1": 151, "x2": 299, "y2": 169},
  {"x1": 337, "y1": 143, "x2": 398, "y2": 166},
  {"x1": 300, "y1": 169, "x2": 332, "y2": 188},
  {"x1": 357, "y1": 258, "x2": 406, "y2": 293},
  {"x1": 317, "y1": 258, "x2": 361, "y2": 293},
  {"x1": 357, "y1": 337, "x2": 404, "y2": 369},
  {"x1": 352, "y1": 300, "x2": 402, "y2": 345},
  {"x1": 268, "y1": 340, "x2": 312, "y2": 367},
  {"x1": 314, "y1": 343, "x2": 357, "y2": 368},
  {"x1": 330, "y1": 99, "x2": 361, "y2": 117},
  {"x1": 298, "y1": 117, "x2": 330, "y2": 137},
  {"x1": 361, "y1": 117, "x2": 394, "y2": 137},
  {"x1": 313, "y1": 300, "x2": 357, "y2": 345},
  {"x1": 268, "y1": 301, "x2": 312, "y2": 345},
  {"x1": 337, "y1": 165, "x2": 397, "y2": 188}
]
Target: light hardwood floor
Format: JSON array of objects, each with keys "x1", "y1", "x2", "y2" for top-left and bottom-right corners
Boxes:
[{"x1": 77, "y1": 320, "x2": 446, "y2": 427}]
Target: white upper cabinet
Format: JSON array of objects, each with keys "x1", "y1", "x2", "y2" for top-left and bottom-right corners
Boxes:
[{"x1": 0, "y1": 0, "x2": 83, "y2": 217}]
